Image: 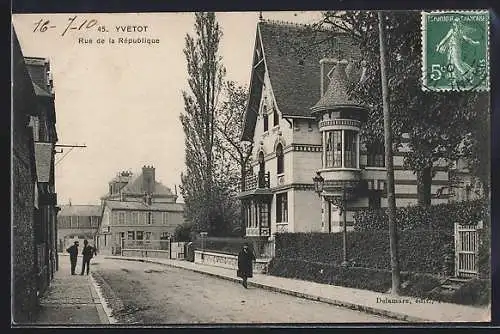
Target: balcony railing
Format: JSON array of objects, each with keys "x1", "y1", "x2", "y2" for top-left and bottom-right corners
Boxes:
[{"x1": 241, "y1": 171, "x2": 270, "y2": 192}]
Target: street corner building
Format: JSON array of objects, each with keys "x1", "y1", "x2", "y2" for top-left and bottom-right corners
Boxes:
[
  {"x1": 57, "y1": 204, "x2": 101, "y2": 252},
  {"x1": 12, "y1": 26, "x2": 59, "y2": 323},
  {"x1": 238, "y1": 20, "x2": 482, "y2": 242},
  {"x1": 97, "y1": 165, "x2": 185, "y2": 255}
]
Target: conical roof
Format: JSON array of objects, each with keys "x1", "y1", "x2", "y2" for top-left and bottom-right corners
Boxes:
[{"x1": 310, "y1": 60, "x2": 367, "y2": 113}]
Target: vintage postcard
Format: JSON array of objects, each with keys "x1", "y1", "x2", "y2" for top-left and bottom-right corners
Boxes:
[{"x1": 11, "y1": 10, "x2": 491, "y2": 326}]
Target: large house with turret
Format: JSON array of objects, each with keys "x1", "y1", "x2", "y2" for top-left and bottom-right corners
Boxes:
[
  {"x1": 237, "y1": 20, "x2": 482, "y2": 242},
  {"x1": 97, "y1": 165, "x2": 185, "y2": 254}
]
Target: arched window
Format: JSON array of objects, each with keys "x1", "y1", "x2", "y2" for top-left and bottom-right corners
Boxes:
[
  {"x1": 273, "y1": 107, "x2": 279, "y2": 126},
  {"x1": 258, "y1": 151, "x2": 265, "y2": 172},
  {"x1": 276, "y1": 143, "x2": 284, "y2": 174}
]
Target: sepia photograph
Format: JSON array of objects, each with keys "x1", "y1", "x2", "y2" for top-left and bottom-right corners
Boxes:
[{"x1": 11, "y1": 9, "x2": 491, "y2": 326}]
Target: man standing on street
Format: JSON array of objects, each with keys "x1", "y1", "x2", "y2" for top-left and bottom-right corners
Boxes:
[
  {"x1": 80, "y1": 239, "x2": 95, "y2": 275},
  {"x1": 66, "y1": 241, "x2": 79, "y2": 275},
  {"x1": 237, "y1": 243, "x2": 256, "y2": 289}
]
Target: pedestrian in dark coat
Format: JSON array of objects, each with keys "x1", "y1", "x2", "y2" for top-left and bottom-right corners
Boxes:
[
  {"x1": 66, "y1": 241, "x2": 79, "y2": 275},
  {"x1": 80, "y1": 239, "x2": 95, "y2": 275},
  {"x1": 237, "y1": 243, "x2": 256, "y2": 288}
]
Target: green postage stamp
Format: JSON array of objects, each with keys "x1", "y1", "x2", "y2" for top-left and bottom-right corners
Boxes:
[{"x1": 421, "y1": 10, "x2": 490, "y2": 91}]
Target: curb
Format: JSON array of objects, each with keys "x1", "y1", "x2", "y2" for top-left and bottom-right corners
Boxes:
[
  {"x1": 89, "y1": 273, "x2": 117, "y2": 324},
  {"x1": 104, "y1": 256, "x2": 430, "y2": 323}
]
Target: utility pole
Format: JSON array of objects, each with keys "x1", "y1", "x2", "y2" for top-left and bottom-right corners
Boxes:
[{"x1": 378, "y1": 11, "x2": 401, "y2": 295}]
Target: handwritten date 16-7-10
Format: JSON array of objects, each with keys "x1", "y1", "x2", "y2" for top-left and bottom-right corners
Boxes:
[
  {"x1": 33, "y1": 16, "x2": 105, "y2": 36},
  {"x1": 33, "y1": 16, "x2": 149, "y2": 37}
]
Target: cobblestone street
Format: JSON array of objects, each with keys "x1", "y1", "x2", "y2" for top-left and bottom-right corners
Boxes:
[{"x1": 91, "y1": 257, "x2": 395, "y2": 324}]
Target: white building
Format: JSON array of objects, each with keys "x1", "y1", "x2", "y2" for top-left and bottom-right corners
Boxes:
[{"x1": 238, "y1": 20, "x2": 474, "y2": 242}]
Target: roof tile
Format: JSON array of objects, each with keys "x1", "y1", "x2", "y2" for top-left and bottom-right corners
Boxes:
[
  {"x1": 59, "y1": 205, "x2": 101, "y2": 217},
  {"x1": 259, "y1": 21, "x2": 360, "y2": 117}
]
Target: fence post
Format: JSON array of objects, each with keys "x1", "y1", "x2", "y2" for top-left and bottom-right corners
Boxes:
[
  {"x1": 169, "y1": 237, "x2": 172, "y2": 259},
  {"x1": 121, "y1": 238, "x2": 124, "y2": 256},
  {"x1": 454, "y1": 223, "x2": 459, "y2": 277}
]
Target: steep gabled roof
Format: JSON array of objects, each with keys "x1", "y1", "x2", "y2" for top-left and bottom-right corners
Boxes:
[
  {"x1": 242, "y1": 20, "x2": 360, "y2": 141},
  {"x1": 119, "y1": 173, "x2": 175, "y2": 197},
  {"x1": 59, "y1": 205, "x2": 101, "y2": 217},
  {"x1": 25, "y1": 57, "x2": 53, "y2": 97}
]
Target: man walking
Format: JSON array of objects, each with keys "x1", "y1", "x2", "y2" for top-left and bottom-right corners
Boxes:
[
  {"x1": 66, "y1": 241, "x2": 79, "y2": 275},
  {"x1": 80, "y1": 239, "x2": 95, "y2": 275}
]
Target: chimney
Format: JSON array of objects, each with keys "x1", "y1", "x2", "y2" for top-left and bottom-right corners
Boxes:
[
  {"x1": 319, "y1": 58, "x2": 338, "y2": 97},
  {"x1": 142, "y1": 165, "x2": 156, "y2": 194}
]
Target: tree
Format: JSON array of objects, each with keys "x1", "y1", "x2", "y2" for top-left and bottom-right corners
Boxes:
[
  {"x1": 317, "y1": 11, "x2": 488, "y2": 206},
  {"x1": 216, "y1": 81, "x2": 253, "y2": 235},
  {"x1": 180, "y1": 12, "x2": 227, "y2": 234}
]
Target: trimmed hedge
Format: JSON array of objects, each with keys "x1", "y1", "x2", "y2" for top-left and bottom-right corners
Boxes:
[
  {"x1": 353, "y1": 199, "x2": 488, "y2": 232},
  {"x1": 275, "y1": 230, "x2": 454, "y2": 275},
  {"x1": 268, "y1": 258, "x2": 490, "y2": 306}
]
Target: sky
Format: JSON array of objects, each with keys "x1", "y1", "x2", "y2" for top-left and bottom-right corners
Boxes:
[{"x1": 12, "y1": 11, "x2": 323, "y2": 205}]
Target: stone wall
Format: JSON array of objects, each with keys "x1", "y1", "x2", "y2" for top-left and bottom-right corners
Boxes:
[
  {"x1": 12, "y1": 29, "x2": 38, "y2": 324},
  {"x1": 194, "y1": 250, "x2": 270, "y2": 274}
]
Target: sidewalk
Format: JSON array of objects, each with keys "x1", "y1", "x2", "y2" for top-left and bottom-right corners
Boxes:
[
  {"x1": 33, "y1": 254, "x2": 110, "y2": 325},
  {"x1": 105, "y1": 255, "x2": 490, "y2": 323}
]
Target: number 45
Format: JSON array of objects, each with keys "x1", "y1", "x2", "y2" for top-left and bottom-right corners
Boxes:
[{"x1": 430, "y1": 64, "x2": 442, "y2": 81}]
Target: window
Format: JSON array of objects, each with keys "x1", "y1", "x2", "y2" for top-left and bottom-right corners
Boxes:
[
  {"x1": 273, "y1": 107, "x2": 279, "y2": 126},
  {"x1": 119, "y1": 232, "x2": 125, "y2": 240},
  {"x1": 136, "y1": 231, "x2": 144, "y2": 240},
  {"x1": 368, "y1": 190, "x2": 382, "y2": 209},
  {"x1": 258, "y1": 151, "x2": 265, "y2": 172},
  {"x1": 160, "y1": 232, "x2": 169, "y2": 240},
  {"x1": 344, "y1": 130, "x2": 358, "y2": 168},
  {"x1": 113, "y1": 212, "x2": 118, "y2": 225},
  {"x1": 132, "y1": 212, "x2": 139, "y2": 225},
  {"x1": 325, "y1": 130, "x2": 359, "y2": 168},
  {"x1": 150, "y1": 212, "x2": 156, "y2": 224},
  {"x1": 262, "y1": 107, "x2": 269, "y2": 132},
  {"x1": 276, "y1": 144, "x2": 284, "y2": 175},
  {"x1": 246, "y1": 204, "x2": 252, "y2": 228},
  {"x1": 259, "y1": 203, "x2": 270, "y2": 228},
  {"x1": 127, "y1": 231, "x2": 135, "y2": 240},
  {"x1": 162, "y1": 212, "x2": 168, "y2": 224},
  {"x1": 145, "y1": 232, "x2": 152, "y2": 242},
  {"x1": 326, "y1": 131, "x2": 342, "y2": 167},
  {"x1": 276, "y1": 193, "x2": 288, "y2": 223},
  {"x1": 119, "y1": 212, "x2": 125, "y2": 225},
  {"x1": 367, "y1": 142, "x2": 385, "y2": 167}
]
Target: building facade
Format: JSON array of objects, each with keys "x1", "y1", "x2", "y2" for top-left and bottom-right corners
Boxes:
[
  {"x1": 25, "y1": 55, "x2": 59, "y2": 298},
  {"x1": 57, "y1": 204, "x2": 101, "y2": 252},
  {"x1": 12, "y1": 27, "x2": 59, "y2": 323},
  {"x1": 238, "y1": 20, "x2": 475, "y2": 242},
  {"x1": 97, "y1": 166, "x2": 185, "y2": 254}
]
